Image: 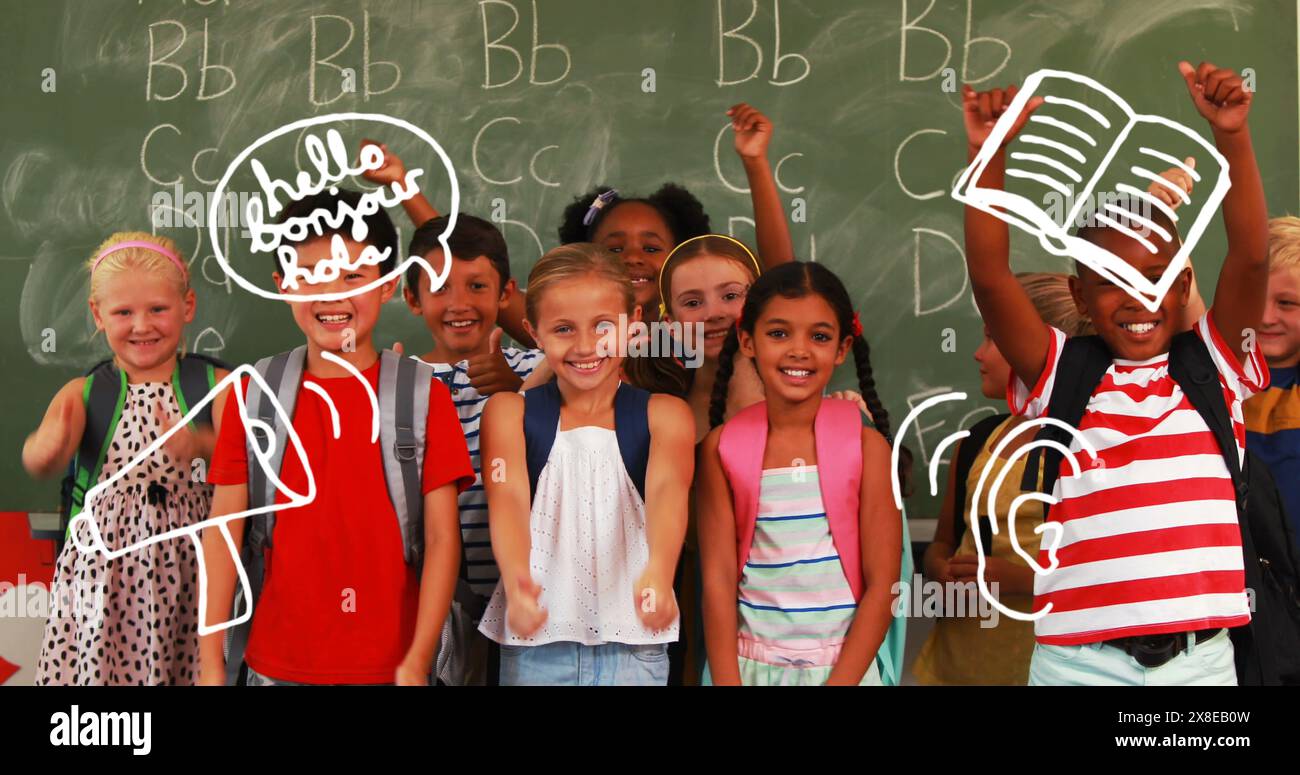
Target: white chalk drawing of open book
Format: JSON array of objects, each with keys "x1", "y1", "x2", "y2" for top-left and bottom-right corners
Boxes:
[
  {"x1": 953, "y1": 69, "x2": 1232, "y2": 313},
  {"x1": 68, "y1": 364, "x2": 314, "y2": 635}
]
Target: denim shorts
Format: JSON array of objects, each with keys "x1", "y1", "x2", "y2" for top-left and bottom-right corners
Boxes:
[
  {"x1": 497, "y1": 641, "x2": 670, "y2": 686},
  {"x1": 244, "y1": 666, "x2": 395, "y2": 686},
  {"x1": 1028, "y1": 629, "x2": 1237, "y2": 686}
]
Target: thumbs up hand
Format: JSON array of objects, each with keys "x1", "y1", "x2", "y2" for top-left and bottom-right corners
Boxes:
[{"x1": 466, "y1": 328, "x2": 522, "y2": 396}]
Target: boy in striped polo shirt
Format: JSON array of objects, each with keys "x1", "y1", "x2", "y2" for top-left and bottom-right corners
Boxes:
[
  {"x1": 403, "y1": 214, "x2": 544, "y2": 684},
  {"x1": 962, "y1": 61, "x2": 1268, "y2": 685}
]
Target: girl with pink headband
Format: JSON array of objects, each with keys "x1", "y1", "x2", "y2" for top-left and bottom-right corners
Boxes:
[{"x1": 22, "y1": 231, "x2": 230, "y2": 685}]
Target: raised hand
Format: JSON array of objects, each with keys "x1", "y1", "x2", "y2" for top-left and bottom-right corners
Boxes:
[
  {"x1": 728, "y1": 103, "x2": 774, "y2": 161},
  {"x1": 359, "y1": 139, "x2": 408, "y2": 187},
  {"x1": 1146, "y1": 157, "x2": 1197, "y2": 211},
  {"x1": 1179, "y1": 61, "x2": 1253, "y2": 134},
  {"x1": 962, "y1": 84, "x2": 1045, "y2": 152}
]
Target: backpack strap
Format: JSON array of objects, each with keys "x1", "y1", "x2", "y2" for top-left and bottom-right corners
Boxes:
[
  {"x1": 814, "y1": 399, "x2": 866, "y2": 601},
  {"x1": 63, "y1": 360, "x2": 128, "y2": 537},
  {"x1": 1020, "y1": 336, "x2": 1114, "y2": 504},
  {"x1": 173, "y1": 353, "x2": 230, "y2": 429},
  {"x1": 952, "y1": 413, "x2": 1009, "y2": 554},
  {"x1": 523, "y1": 380, "x2": 652, "y2": 504},
  {"x1": 1166, "y1": 331, "x2": 1272, "y2": 684},
  {"x1": 244, "y1": 346, "x2": 307, "y2": 550},
  {"x1": 523, "y1": 380, "x2": 563, "y2": 505},
  {"x1": 717, "y1": 401, "x2": 767, "y2": 581},
  {"x1": 613, "y1": 382, "x2": 652, "y2": 502},
  {"x1": 1167, "y1": 331, "x2": 1247, "y2": 505},
  {"x1": 378, "y1": 350, "x2": 433, "y2": 567}
]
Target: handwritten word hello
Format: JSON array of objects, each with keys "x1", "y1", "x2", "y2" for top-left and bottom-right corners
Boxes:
[{"x1": 243, "y1": 128, "x2": 423, "y2": 290}]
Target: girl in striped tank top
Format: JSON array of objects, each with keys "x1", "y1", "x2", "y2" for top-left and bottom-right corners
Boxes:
[{"x1": 697, "y1": 262, "x2": 910, "y2": 686}]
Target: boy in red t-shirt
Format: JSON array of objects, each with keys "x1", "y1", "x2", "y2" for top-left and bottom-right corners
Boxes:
[{"x1": 197, "y1": 189, "x2": 474, "y2": 685}]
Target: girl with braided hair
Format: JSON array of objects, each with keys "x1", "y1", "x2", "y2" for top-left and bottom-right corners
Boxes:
[{"x1": 695, "y1": 261, "x2": 912, "y2": 685}]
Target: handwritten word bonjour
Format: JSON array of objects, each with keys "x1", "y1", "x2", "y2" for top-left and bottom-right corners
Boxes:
[{"x1": 243, "y1": 127, "x2": 423, "y2": 291}]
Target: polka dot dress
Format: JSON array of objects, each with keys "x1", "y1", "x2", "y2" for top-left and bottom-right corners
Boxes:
[{"x1": 35, "y1": 382, "x2": 212, "y2": 685}]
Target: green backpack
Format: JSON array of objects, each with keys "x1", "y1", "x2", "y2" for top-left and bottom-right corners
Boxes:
[{"x1": 58, "y1": 354, "x2": 227, "y2": 547}]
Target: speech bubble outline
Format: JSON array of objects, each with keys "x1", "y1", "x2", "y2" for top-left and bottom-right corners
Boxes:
[{"x1": 207, "y1": 112, "x2": 459, "y2": 303}]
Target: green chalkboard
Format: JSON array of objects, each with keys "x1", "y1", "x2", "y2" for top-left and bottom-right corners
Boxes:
[{"x1": 1, "y1": 0, "x2": 1296, "y2": 518}]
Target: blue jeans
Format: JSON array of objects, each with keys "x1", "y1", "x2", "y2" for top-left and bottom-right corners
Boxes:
[
  {"x1": 1028, "y1": 629, "x2": 1236, "y2": 686},
  {"x1": 498, "y1": 641, "x2": 670, "y2": 686}
]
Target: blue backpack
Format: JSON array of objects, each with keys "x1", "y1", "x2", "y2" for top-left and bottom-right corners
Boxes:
[{"x1": 522, "y1": 379, "x2": 652, "y2": 503}]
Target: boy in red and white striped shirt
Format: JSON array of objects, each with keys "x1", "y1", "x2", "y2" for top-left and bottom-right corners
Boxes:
[{"x1": 962, "y1": 61, "x2": 1268, "y2": 685}]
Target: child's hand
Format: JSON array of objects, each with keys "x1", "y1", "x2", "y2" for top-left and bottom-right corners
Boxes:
[
  {"x1": 467, "y1": 328, "x2": 523, "y2": 396},
  {"x1": 359, "y1": 139, "x2": 408, "y2": 186},
  {"x1": 1178, "y1": 61, "x2": 1253, "y2": 134},
  {"x1": 949, "y1": 553, "x2": 1014, "y2": 585},
  {"x1": 633, "y1": 568, "x2": 678, "y2": 632},
  {"x1": 962, "y1": 84, "x2": 1044, "y2": 152},
  {"x1": 506, "y1": 575, "x2": 548, "y2": 637},
  {"x1": 154, "y1": 400, "x2": 200, "y2": 464},
  {"x1": 828, "y1": 390, "x2": 873, "y2": 422},
  {"x1": 394, "y1": 654, "x2": 430, "y2": 686},
  {"x1": 23, "y1": 398, "x2": 78, "y2": 475},
  {"x1": 728, "y1": 103, "x2": 774, "y2": 161},
  {"x1": 1146, "y1": 157, "x2": 1196, "y2": 211}
]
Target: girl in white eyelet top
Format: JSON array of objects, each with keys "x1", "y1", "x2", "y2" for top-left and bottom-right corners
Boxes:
[
  {"x1": 478, "y1": 415, "x2": 676, "y2": 646},
  {"x1": 476, "y1": 244, "x2": 695, "y2": 685}
]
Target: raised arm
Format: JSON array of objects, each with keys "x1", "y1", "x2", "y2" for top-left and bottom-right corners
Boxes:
[
  {"x1": 827, "y1": 427, "x2": 901, "y2": 685},
  {"x1": 961, "y1": 84, "x2": 1053, "y2": 388},
  {"x1": 22, "y1": 378, "x2": 86, "y2": 480},
  {"x1": 695, "y1": 426, "x2": 742, "y2": 685},
  {"x1": 729, "y1": 103, "x2": 795, "y2": 268},
  {"x1": 495, "y1": 292, "x2": 538, "y2": 349},
  {"x1": 1146, "y1": 158, "x2": 1208, "y2": 330},
  {"x1": 1177, "y1": 61, "x2": 1268, "y2": 361},
  {"x1": 360, "y1": 140, "x2": 439, "y2": 228},
  {"x1": 635, "y1": 394, "x2": 694, "y2": 631}
]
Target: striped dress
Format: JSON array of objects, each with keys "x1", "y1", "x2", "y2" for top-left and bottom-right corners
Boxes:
[{"x1": 735, "y1": 465, "x2": 879, "y2": 686}]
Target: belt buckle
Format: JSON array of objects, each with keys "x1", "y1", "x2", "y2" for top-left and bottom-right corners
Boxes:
[{"x1": 1127, "y1": 634, "x2": 1182, "y2": 669}]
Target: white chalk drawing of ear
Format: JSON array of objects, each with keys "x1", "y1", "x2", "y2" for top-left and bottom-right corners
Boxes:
[
  {"x1": 68, "y1": 364, "x2": 314, "y2": 635},
  {"x1": 891, "y1": 393, "x2": 1094, "y2": 623},
  {"x1": 953, "y1": 69, "x2": 1230, "y2": 314},
  {"x1": 966, "y1": 417, "x2": 1096, "y2": 623}
]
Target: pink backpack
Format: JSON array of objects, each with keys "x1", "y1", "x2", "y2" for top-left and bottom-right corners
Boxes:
[{"x1": 717, "y1": 398, "x2": 864, "y2": 600}]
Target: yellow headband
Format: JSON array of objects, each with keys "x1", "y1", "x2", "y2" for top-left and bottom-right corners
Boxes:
[{"x1": 655, "y1": 234, "x2": 762, "y2": 318}]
